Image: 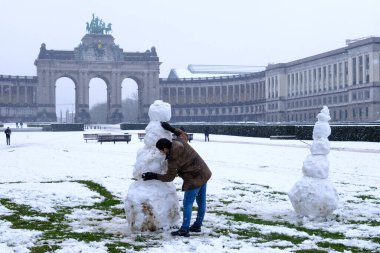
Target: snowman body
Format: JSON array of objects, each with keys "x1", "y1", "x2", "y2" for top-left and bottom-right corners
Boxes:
[
  {"x1": 124, "y1": 100, "x2": 180, "y2": 231},
  {"x1": 288, "y1": 106, "x2": 338, "y2": 218}
]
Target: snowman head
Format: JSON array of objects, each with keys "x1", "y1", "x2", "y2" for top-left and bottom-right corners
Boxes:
[
  {"x1": 148, "y1": 100, "x2": 171, "y2": 122},
  {"x1": 316, "y1": 106, "x2": 331, "y2": 122}
]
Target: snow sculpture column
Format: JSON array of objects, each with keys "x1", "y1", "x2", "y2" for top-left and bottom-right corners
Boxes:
[
  {"x1": 124, "y1": 100, "x2": 179, "y2": 232},
  {"x1": 288, "y1": 106, "x2": 339, "y2": 218}
]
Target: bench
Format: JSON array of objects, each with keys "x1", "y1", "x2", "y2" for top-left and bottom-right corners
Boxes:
[
  {"x1": 172, "y1": 133, "x2": 194, "y2": 143},
  {"x1": 138, "y1": 132, "x2": 146, "y2": 141},
  {"x1": 97, "y1": 134, "x2": 132, "y2": 144},
  {"x1": 83, "y1": 133, "x2": 111, "y2": 143},
  {"x1": 270, "y1": 135, "x2": 296, "y2": 140}
]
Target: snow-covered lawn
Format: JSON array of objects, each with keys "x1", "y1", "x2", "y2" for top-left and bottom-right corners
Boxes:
[{"x1": 0, "y1": 126, "x2": 379, "y2": 252}]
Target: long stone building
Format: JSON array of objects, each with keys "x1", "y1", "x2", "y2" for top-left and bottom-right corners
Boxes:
[
  {"x1": 1, "y1": 30, "x2": 380, "y2": 123},
  {"x1": 161, "y1": 37, "x2": 380, "y2": 123}
]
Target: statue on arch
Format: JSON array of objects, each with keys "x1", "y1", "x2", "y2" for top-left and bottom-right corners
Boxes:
[{"x1": 86, "y1": 14, "x2": 112, "y2": 35}]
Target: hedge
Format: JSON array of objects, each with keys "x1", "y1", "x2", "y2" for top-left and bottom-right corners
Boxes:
[
  {"x1": 120, "y1": 123, "x2": 380, "y2": 142},
  {"x1": 43, "y1": 123, "x2": 84, "y2": 131}
]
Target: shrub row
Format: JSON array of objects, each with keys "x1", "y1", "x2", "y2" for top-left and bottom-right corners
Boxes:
[
  {"x1": 26, "y1": 123, "x2": 51, "y2": 127},
  {"x1": 120, "y1": 123, "x2": 380, "y2": 142},
  {"x1": 43, "y1": 123, "x2": 84, "y2": 131}
]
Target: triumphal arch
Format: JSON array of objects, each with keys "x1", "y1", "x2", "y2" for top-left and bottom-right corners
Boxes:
[{"x1": 34, "y1": 16, "x2": 160, "y2": 123}]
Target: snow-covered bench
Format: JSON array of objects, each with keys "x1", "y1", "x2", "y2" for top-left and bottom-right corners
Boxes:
[
  {"x1": 138, "y1": 132, "x2": 146, "y2": 141},
  {"x1": 172, "y1": 133, "x2": 193, "y2": 142},
  {"x1": 97, "y1": 134, "x2": 132, "y2": 144},
  {"x1": 270, "y1": 135, "x2": 296, "y2": 140},
  {"x1": 83, "y1": 133, "x2": 111, "y2": 143}
]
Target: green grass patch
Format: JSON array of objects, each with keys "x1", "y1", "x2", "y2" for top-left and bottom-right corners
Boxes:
[
  {"x1": 355, "y1": 195, "x2": 378, "y2": 201},
  {"x1": 106, "y1": 242, "x2": 146, "y2": 252},
  {"x1": 345, "y1": 219, "x2": 380, "y2": 226},
  {"x1": 30, "y1": 244, "x2": 61, "y2": 253},
  {"x1": 294, "y1": 249, "x2": 327, "y2": 253},
  {"x1": 316, "y1": 241, "x2": 374, "y2": 252},
  {"x1": 270, "y1": 191, "x2": 288, "y2": 195},
  {"x1": 212, "y1": 211, "x2": 345, "y2": 239},
  {"x1": 0, "y1": 180, "x2": 141, "y2": 251},
  {"x1": 220, "y1": 199, "x2": 233, "y2": 205}
]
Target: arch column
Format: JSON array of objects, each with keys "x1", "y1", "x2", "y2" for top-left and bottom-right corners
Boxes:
[
  {"x1": 75, "y1": 71, "x2": 90, "y2": 123},
  {"x1": 138, "y1": 70, "x2": 159, "y2": 122},
  {"x1": 36, "y1": 70, "x2": 56, "y2": 121},
  {"x1": 108, "y1": 72, "x2": 123, "y2": 123}
]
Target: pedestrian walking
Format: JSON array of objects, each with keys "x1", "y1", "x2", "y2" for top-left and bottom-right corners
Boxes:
[
  {"x1": 4, "y1": 127, "x2": 11, "y2": 145},
  {"x1": 204, "y1": 126, "x2": 210, "y2": 142}
]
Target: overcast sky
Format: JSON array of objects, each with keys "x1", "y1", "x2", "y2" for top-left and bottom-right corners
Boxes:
[{"x1": 1, "y1": 0, "x2": 380, "y2": 114}]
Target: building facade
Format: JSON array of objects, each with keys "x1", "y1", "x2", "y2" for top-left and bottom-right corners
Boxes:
[
  {"x1": 161, "y1": 37, "x2": 380, "y2": 123},
  {"x1": 1, "y1": 35, "x2": 380, "y2": 124}
]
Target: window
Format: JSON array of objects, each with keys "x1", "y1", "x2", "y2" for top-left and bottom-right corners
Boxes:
[
  {"x1": 328, "y1": 65, "x2": 332, "y2": 90},
  {"x1": 304, "y1": 70, "x2": 308, "y2": 95},
  {"x1": 333, "y1": 64, "x2": 337, "y2": 89},
  {"x1": 313, "y1": 68, "x2": 317, "y2": 92},
  {"x1": 359, "y1": 56, "x2": 363, "y2": 84},
  {"x1": 364, "y1": 90, "x2": 370, "y2": 99},
  {"x1": 308, "y1": 70, "x2": 312, "y2": 94},
  {"x1": 358, "y1": 91, "x2": 363, "y2": 100},
  {"x1": 352, "y1": 57, "x2": 357, "y2": 85},
  {"x1": 344, "y1": 61, "x2": 349, "y2": 87},
  {"x1": 339, "y1": 62, "x2": 343, "y2": 88},
  {"x1": 365, "y1": 55, "x2": 370, "y2": 83},
  {"x1": 323, "y1": 66, "x2": 327, "y2": 91}
]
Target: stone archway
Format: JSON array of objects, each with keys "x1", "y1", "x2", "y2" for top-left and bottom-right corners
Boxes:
[
  {"x1": 55, "y1": 77, "x2": 76, "y2": 123},
  {"x1": 34, "y1": 31, "x2": 160, "y2": 123}
]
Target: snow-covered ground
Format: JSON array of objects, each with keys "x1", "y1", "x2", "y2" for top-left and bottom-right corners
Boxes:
[{"x1": 0, "y1": 124, "x2": 379, "y2": 252}]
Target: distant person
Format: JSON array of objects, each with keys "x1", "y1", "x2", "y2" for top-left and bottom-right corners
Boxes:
[
  {"x1": 20, "y1": 121, "x2": 23, "y2": 128},
  {"x1": 16, "y1": 122, "x2": 19, "y2": 128},
  {"x1": 204, "y1": 126, "x2": 210, "y2": 142},
  {"x1": 4, "y1": 127, "x2": 11, "y2": 145}
]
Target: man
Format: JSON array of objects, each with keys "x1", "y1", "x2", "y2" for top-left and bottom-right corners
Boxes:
[
  {"x1": 4, "y1": 127, "x2": 11, "y2": 145},
  {"x1": 142, "y1": 122, "x2": 212, "y2": 237},
  {"x1": 204, "y1": 126, "x2": 210, "y2": 142}
]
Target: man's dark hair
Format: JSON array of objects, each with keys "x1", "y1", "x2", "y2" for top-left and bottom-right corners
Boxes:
[{"x1": 156, "y1": 138, "x2": 172, "y2": 150}]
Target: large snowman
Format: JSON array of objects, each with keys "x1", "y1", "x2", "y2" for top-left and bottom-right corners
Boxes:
[
  {"x1": 124, "y1": 100, "x2": 180, "y2": 232},
  {"x1": 288, "y1": 106, "x2": 339, "y2": 218}
]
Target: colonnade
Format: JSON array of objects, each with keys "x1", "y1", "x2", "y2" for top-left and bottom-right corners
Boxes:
[{"x1": 161, "y1": 80, "x2": 266, "y2": 105}]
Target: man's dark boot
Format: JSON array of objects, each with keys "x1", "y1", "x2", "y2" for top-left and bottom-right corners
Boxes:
[
  {"x1": 189, "y1": 224, "x2": 201, "y2": 232},
  {"x1": 171, "y1": 228, "x2": 190, "y2": 237}
]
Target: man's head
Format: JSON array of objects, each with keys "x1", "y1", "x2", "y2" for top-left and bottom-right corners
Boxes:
[{"x1": 156, "y1": 138, "x2": 172, "y2": 155}]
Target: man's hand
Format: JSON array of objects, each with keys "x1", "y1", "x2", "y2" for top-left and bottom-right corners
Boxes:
[
  {"x1": 161, "y1": 122, "x2": 176, "y2": 133},
  {"x1": 142, "y1": 172, "x2": 158, "y2": 181}
]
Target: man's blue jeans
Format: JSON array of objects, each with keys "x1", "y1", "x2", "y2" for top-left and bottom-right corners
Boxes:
[{"x1": 181, "y1": 183, "x2": 207, "y2": 230}]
